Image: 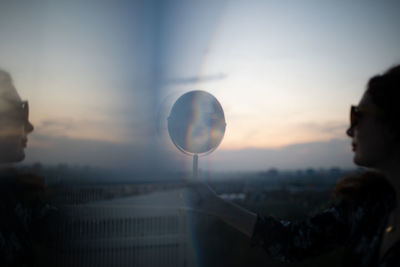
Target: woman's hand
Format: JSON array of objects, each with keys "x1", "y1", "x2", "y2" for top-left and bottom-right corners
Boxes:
[
  {"x1": 182, "y1": 180, "x2": 221, "y2": 215},
  {"x1": 182, "y1": 179, "x2": 258, "y2": 238}
]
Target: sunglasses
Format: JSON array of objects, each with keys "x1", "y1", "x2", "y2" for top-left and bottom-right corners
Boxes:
[
  {"x1": 20, "y1": 101, "x2": 29, "y2": 120},
  {"x1": 0, "y1": 100, "x2": 29, "y2": 122},
  {"x1": 13, "y1": 101, "x2": 29, "y2": 122},
  {"x1": 350, "y1": 105, "x2": 384, "y2": 127}
]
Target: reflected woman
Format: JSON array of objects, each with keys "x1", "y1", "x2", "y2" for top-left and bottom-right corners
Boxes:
[
  {"x1": 0, "y1": 69, "x2": 56, "y2": 266},
  {"x1": 186, "y1": 65, "x2": 400, "y2": 266},
  {"x1": 0, "y1": 70, "x2": 34, "y2": 163}
]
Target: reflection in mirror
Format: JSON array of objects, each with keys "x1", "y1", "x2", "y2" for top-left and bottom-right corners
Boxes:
[{"x1": 168, "y1": 90, "x2": 226, "y2": 155}]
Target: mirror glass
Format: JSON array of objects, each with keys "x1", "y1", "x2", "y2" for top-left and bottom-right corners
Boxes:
[{"x1": 168, "y1": 90, "x2": 226, "y2": 154}]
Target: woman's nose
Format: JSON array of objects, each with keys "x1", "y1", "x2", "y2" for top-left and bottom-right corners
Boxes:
[{"x1": 25, "y1": 121, "x2": 34, "y2": 133}]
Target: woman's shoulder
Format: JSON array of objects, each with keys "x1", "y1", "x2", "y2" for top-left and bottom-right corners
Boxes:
[
  {"x1": 333, "y1": 171, "x2": 395, "y2": 207},
  {"x1": 0, "y1": 168, "x2": 50, "y2": 211}
]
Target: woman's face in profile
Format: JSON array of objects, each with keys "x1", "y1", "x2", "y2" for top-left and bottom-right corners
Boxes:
[
  {"x1": 347, "y1": 92, "x2": 393, "y2": 168},
  {"x1": 0, "y1": 101, "x2": 34, "y2": 163}
]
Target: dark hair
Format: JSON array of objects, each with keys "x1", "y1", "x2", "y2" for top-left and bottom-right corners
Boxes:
[
  {"x1": 333, "y1": 171, "x2": 394, "y2": 204},
  {"x1": 0, "y1": 69, "x2": 21, "y2": 113},
  {"x1": 366, "y1": 65, "x2": 400, "y2": 136},
  {"x1": 334, "y1": 65, "x2": 400, "y2": 202}
]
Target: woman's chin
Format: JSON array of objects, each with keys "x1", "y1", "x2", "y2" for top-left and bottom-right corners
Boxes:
[
  {"x1": 6, "y1": 150, "x2": 25, "y2": 163},
  {"x1": 353, "y1": 153, "x2": 379, "y2": 168},
  {"x1": 353, "y1": 153, "x2": 367, "y2": 167},
  {"x1": 0, "y1": 141, "x2": 25, "y2": 163}
]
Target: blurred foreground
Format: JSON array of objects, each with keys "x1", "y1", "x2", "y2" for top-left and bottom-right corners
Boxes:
[{"x1": 22, "y1": 164, "x2": 354, "y2": 267}]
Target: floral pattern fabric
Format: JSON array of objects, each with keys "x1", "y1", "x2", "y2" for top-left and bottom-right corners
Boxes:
[
  {"x1": 0, "y1": 170, "x2": 57, "y2": 267},
  {"x1": 251, "y1": 188, "x2": 399, "y2": 267}
]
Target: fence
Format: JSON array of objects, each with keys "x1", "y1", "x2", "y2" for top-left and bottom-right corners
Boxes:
[{"x1": 55, "y1": 205, "x2": 194, "y2": 267}]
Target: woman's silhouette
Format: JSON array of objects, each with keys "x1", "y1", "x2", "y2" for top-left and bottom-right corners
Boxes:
[
  {"x1": 186, "y1": 65, "x2": 400, "y2": 266},
  {"x1": 0, "y1": 70, "x2": 34, "y2": 163},
  {"x1": 0, "y1": 69, "x2": 56, "y2": 266}
]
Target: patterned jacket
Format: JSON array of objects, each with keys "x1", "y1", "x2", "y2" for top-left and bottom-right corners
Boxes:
[
  {"x1": 251, "y1": 181, "x2": 399, "y2": 267},
  {"x1": 0, "y1": 170, "x2": 57, "y2": 267}
]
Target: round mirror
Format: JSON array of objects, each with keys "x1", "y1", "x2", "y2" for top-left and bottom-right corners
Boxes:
[{"x1": 168, "y1": 90, "x2": 226, "y2": 155}]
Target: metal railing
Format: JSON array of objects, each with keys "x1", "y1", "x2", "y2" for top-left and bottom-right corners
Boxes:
[{"x1": 55, "y1": 205, "x2": 192, "y2": 267}]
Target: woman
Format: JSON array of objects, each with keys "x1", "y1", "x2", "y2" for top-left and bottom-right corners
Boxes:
[
  {"x1": 0, "y1": 69, "x2": 56, "y2": 266},
  {"x1": 186, "y1": 65, "x2": 400, "y2": 266},
  {"x1": 0, "y1": 70, "x2": 34, "y2": 163}
]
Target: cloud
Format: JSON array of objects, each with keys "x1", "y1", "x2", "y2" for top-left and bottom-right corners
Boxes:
[
  {"x1": 297, "y1": 121, "x2": 349, "y2": 135},
  {"x1": 204, "y1": 138, "x2": 355, "y2": 171},
  {"x1": 24, "y1": 132, "x2": 356, "y2": 177},
  {"x1": 24, "y1": 133, "x2": 179, "y2": 177},
  {"x1": 219, "y1": 120, "x2": 350, "y2": 150},
  {"x1": 165, "y1": 73, "x2": 227, "y2": 85},
  {"x1": 39, "y1": 119, "x2": 77, "y2": 132},
  {"x1": 33, "y1": 116, "x2": 153, "y2": 144}
]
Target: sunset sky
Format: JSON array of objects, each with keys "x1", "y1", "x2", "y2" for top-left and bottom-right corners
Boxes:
[{"x1": 1, "y1": 0, "x2": 400, "y2": 172}]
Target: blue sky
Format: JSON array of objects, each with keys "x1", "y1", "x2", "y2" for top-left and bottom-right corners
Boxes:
[{"x1": 1, "y1": 0, "x2": 399, "y2": 172}]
